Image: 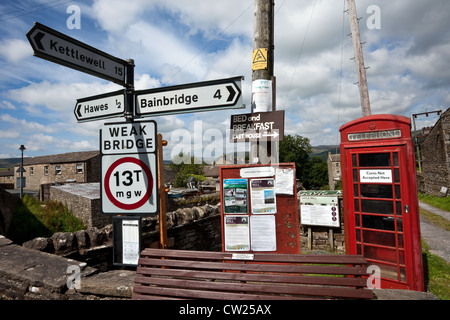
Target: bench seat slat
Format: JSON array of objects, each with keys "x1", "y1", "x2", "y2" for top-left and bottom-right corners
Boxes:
[
  {"x1": 133, "y1": 284, "x2": 313, "y2": 300},
  {"x1": 140, "y1": 248, "x2": 368, "y2": 265},
  {"x1": 134, "y1": 276, "x2": 374, "y2": 299},
  {"x1": 136, "y1": 267, "x2": 367, "y2": 287},
  {"x1": 133, "y1": 249, "x2": 374, "y2": 300},
  {"x1": 138, "y1": 257, "x2": 368, "y2": 276}
]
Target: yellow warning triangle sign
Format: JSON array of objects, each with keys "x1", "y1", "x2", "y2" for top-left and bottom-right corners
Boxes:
[{"x1": 252, "y1": 48, "x2": 268, "y2": 70}]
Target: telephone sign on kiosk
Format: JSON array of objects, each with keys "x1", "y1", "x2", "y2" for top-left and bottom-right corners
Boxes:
[{"x1": 100, "y1": 120, "x2": 158, "y2": 215}]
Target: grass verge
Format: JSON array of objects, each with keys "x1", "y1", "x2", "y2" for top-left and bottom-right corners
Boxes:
[
  {"x1": 9, "y1": 194, "x2": 86, "y2": 244},
  {"x1": 422, "y1": 242, "x2": 450, "y2": 300},
  {"x1": 418, "y1": 192, "x2": 450, "y2": 211}
]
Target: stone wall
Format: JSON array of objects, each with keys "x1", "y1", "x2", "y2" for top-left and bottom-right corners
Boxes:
[
  {"x1": 0, "y1": 188, "x2": 20, "y2": 236},
  {"x1": 421, "y1": 108, "x2": 450, "y2": 196},
  {"x1": 19, "y1": 204, "x2": 221, "y2": 270},
  {"x1": 50, "y1": 183, "x2": 111, "y2": 229},
  {"x1": 0, "y1": 204, "x2": 222, "y2": 300}
]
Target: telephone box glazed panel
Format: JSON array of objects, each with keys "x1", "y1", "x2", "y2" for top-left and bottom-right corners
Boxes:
[{"x1": 340, "y1": 114, "x2": 424, "y2": 291}]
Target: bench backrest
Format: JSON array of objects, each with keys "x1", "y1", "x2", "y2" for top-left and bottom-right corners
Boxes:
[{"x1": 133, "y1": 248, "x2": 374, "y2": 300}]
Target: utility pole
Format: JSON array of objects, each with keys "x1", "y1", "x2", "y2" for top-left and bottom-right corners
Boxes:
[
  {"x1": 347, "y1": 0, "x2": 371, "y2": 117},
  {"x1": 250, "y1": 0, "x2": 277, "y2": 164}
]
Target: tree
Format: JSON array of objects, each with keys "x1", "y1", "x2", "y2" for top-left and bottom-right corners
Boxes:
[
  {"x1": 303, "y1": 156, "x2": 329, "y2": 190},
  {"x1": 170, "y1": 153, "x2": 206, "y2": 188},
  {"x1": 279, "y1": 134, "x2": 312, "y2": 183},
  {"x1": 279, "y1": 135, "x2": 329, "y2": 190}
]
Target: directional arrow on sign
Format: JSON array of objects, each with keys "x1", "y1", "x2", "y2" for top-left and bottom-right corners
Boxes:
[
  {"x1": 26, "y1": 22, "x2": 129, "y2": 86},
  {"x1": 74, "y1": 90, "x2": 125, "y2": 122},
  {"x1": 135, "y1": 76, "x2": 244, "y2": 117}
]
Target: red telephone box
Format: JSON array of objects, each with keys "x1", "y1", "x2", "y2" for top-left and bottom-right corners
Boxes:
[{"x1": 340, "y1": 114, "x2": 424, "y2": 291}]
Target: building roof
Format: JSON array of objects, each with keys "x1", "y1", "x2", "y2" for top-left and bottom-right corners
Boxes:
[
  {"x1": 0, "y1": 169, "x2": 14, "y2": 177},
  {"x1": 18, "y1": 150, "x2": 100, "y2": 166},
  {"x1": 328, "y1": 152, "x2": 341, "y2": 162},
  {"x1": 51, "y1": 182, "x2": 100, "y2": 200}
]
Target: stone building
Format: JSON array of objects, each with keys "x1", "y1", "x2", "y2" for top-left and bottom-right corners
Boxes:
[
  {"x1": 13, "y1": 151, "x2": 100, "y2": 192},
  {"x1": 50, "y1": 182, "x2": 110, "y2": 229},
  {"x1": 420, "y1": 108, "x2": 450, "y2": 196},
  {"x1": 327, "y1": 152, "x2": 341, "y2": 190},
  {"x1": 0, "y1": 169, "x2": 14, "y2": 186}
]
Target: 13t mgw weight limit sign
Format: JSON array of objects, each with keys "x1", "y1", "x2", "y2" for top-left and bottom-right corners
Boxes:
[{"x1": 100, "y1": 120, "x2": 158, "y2": 215}]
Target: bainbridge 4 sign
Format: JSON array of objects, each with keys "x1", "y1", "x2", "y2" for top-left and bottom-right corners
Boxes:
[
  {"x1": 100, "y1": 120, "x2": 158, "y2": 215},
  {"x1": 135, "y1": 76, "x2": 243, "y2": 117}
]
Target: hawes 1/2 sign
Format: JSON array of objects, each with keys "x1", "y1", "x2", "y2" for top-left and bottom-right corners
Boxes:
[{"x1": 100, "y1": 120, "x2": 158, "y2": 215}]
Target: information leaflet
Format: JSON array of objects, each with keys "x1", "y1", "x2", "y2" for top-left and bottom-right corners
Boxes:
[{"x1": 250, "y1": 178, "x2": 276, "y2": 214}]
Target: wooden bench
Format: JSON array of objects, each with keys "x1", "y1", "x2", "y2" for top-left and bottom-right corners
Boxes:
[{"x1": 132, "y1": 248, "x2": 374, "y2": 300}]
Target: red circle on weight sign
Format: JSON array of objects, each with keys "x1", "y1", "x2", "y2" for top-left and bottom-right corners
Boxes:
[{"x1": 104, "y1": 157, "x2": 153, "y2": 210}]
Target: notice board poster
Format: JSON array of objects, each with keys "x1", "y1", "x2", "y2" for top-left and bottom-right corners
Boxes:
[
  {"x1": 223, "y1": 179, "x2": 248, "y2": 214},
  {"x1": 112, "y1": 216, "x2": 142, "y2": 266},
  {"x1": 250, "y1": 178, "x2": 276, "y2": 214},
  {"x1": 300, "y1": 193, "x2": 340, "y2": 227},
  {"x1": 250, "y1": 215, "x2": 276, "y2": 251},
  {"x1": 224, "y1": 215, "x2": 250, "y2": 251},
  {"x1": 220, "y1": 163, "x2": 300, "y2": 254}
]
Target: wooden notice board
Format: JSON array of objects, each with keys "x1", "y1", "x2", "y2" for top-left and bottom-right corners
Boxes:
[{"x1": 219, "y1": 163, "x2": 300, "y2": 254}]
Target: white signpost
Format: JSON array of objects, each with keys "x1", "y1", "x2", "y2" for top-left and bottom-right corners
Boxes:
[
  {"x1": 100, "y1": 120, "x2": 158, "y2": 215},
  {"x1": 135, "y1": 76, "x2": 244, "y2": 117},
  {"x1": 27, "y1": 22, "x2": 129, "y2": 86},
  {"x1": 74, "y1": 90, "x2": 125, "y2": 122}
]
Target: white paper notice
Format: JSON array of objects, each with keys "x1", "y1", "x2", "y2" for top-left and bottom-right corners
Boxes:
[
  {"x1": 359, "y1": 169, "x2": 392, "y2": 183},
  {"x1": 250, "y1": 178, "x2": 277, "y2": 214},
  {"x1": 224, "y1": 215, "x2": 250, "y2": 251},
  {"x1": 240, "y1": 166, "x2": 275, "y2": 178},
  {"x1": 275, "y1": 167, "x2": 294, "y2": 195},
  {"x1": 250, "y1": 215, "x2": 276, "y2": 251},
  {"x1": 252, "y1": 79, "x2": 272, "y2": 112},
  {"x1": 122, "y1": 220, "x2": 140, "y2": 265}
]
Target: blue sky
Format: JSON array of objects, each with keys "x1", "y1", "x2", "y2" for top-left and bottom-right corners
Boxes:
[{"x1": 0, "y1": 0, "x2": 449, "y2": 161}]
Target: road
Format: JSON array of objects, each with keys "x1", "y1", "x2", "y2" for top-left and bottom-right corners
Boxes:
[{"x1": 419, "y1": 201, "x2": 450, "y2": 263}]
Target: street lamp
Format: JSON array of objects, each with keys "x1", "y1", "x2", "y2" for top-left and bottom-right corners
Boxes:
[{"x1": 19, "y1": 145, "x2": 26, "y2": 199}]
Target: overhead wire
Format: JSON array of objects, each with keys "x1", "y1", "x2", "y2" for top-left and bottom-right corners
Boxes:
[
  {"x1": 335, "y1": 0, "x2": 347, "y2": 154},
  {"x1": 282, "y1": 0, "x2": 318, "y2": 109},
  {"x1": 0, "y1": 0, "x2": 73, "y2": 22},
  {"x1": 168, "y1": 1, "x2": 254, "y2": 83}
]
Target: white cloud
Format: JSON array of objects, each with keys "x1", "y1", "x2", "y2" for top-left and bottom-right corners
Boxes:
[
  {"x1": 0, "y1": 0, "x2": 449, "y2": 157},
  {"x1": 7, "y1": 80, "x2": 121, "y2": 115},
  {"x1": 0, "y1": 38, "x2": 31, "y2": 63},
  {"x1": 92, "y1": 0, "x2": 151, "y2": 33},
  {"x1": 0, "y1": 113, "x2": 55, "y2": 133},
  {"x1": 0, "y1": 100, "x2": 16, "y2": 110}
]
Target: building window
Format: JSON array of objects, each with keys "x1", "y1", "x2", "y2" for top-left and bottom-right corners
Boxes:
[
  {"x1": 55, "y1": 165, "x2": 62, "y2": 175},
  {"x1": 30, "y1": 167, "x2": 34, "y2": 175},
  {"x1": 44, "y1": 166, "x2": 49, "y2": 175},
  {"x1": 76, "y1": 164, "x2": 83, "y2": 174}
]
